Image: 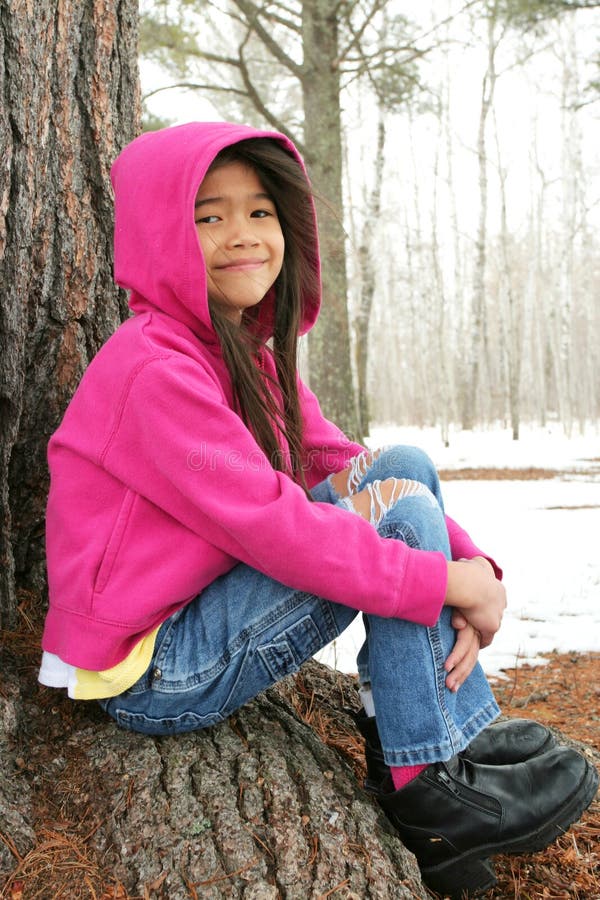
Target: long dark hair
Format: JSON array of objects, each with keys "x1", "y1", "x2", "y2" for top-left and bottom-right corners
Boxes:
[{"x1": 205, "y1": 138, "x2": 318, "y2": 489}]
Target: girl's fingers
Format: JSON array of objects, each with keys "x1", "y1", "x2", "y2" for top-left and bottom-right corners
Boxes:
[
  {"x1": 445, "y1": 623, "x2": 481, "y2": 692},
  {"x1": 451, "y1": 610, "x2": 468, "y2": 630}
]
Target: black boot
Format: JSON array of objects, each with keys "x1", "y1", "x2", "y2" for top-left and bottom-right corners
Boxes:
[
  {"x1": 377, "y1": 747, "x2": 598, "y2": 898},
  {"x1": 461, "y1": 717, "x2": 556, "y2": 764},
  {"x1": 354, "y1": 711, "x2": 556, "y2": 791}
]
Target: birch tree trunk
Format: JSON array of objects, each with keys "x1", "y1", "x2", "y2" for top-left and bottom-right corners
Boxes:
[
  {"x1": 405, "y1": 105, "x2": 430, "y2": 427},
  {"x1": 492, "y1": 110, "x2": 523, "y2": 440},
  {"x1": 555, "y1": 17, "x2": 593, "y2": 435},
  {"x1": 430, "y1": 90, "x2": 454, "y2": 447},
  {"x1": 354, "y1": 116, "x2": 386, "y2": 440},
  {"x1": 461, "y1": 6, "x2": 500, "y2": 430},
  {"x1": 528, "y1": 118, "x2": 550, "y2": 428}
]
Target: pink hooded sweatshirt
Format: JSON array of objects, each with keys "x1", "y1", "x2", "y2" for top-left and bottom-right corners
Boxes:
[{"x1": 42, "y1": 122, "x2": 495, "y2": 671}]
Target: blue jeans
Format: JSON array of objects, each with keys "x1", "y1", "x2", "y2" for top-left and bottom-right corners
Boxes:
[{"x1": 100, "y1": 445, "x2": 499, "y2": 765}]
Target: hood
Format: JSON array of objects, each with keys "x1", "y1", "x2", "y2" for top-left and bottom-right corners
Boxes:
[{"x1": 111, "y1": 121, "x2": 321, "y2": 344}]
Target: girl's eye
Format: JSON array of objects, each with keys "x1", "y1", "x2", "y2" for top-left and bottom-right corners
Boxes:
[
  {"x1": 195, "y1": 214, "x2": 220, "y2": 224},
  {"x1": 251, "y1": 209, "x2": 273, "y2": 218}
]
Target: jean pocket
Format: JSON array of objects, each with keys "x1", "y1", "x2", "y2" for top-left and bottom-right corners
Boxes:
[{"x1": 257, "y1": 614, "x2": 323, "y2": 681}]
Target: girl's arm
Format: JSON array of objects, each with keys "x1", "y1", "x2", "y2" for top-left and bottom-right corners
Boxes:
[
  {"x1": 445, "y1": 515, "x2": 502, "y2": 580},
  {"x1": 101, "y1": 357, "x2": 449, "y2": 628}
]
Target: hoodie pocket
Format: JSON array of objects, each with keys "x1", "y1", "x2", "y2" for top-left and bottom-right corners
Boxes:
[{"x1": 94, "y1": 489, "x2": 136, "y2": 594}]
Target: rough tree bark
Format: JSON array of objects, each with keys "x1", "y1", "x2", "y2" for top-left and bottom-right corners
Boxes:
[
  {"x1": 0, "y1": 0, "x2": 139, "y2": 629},
  {"x1": 0, "y1": 3, "x2": 426, "y2": 895},
  {"x1": 0, "y1": 657, "x2": 428, "y2": 897}
]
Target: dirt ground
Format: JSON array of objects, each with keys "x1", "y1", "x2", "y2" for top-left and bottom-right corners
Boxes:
[{"x1": 479, "y1": 651, "x2": 600, "y2": 900}]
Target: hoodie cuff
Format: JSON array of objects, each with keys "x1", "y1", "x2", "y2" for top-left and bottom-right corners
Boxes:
[{"x1": 393, "y1": 549, "x2": 448, "y2": 627}]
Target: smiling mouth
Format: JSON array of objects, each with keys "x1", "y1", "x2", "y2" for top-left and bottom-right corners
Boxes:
[{"x1": 217, "y1": 259, "x2": 266, "y2": 271}]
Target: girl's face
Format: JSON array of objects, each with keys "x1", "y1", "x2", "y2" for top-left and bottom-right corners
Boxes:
[{"x1": 195, "y1": 161, "x2": 285, "y2": 324}]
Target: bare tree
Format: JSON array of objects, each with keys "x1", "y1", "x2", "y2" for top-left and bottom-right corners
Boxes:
[
  {"x1": 140, "y1": 0, "x2": 427, "y2": 438},
  {"x1": 461, "y1": 2, "x2": 505, "y2": 429},
  {"x1": 491, "y1": 107, "x2": 524, "y2": 439},
  {"x1": 376, "y1": 0, "x2": 598, "y2": 434},
  {"x1": 353, "y1": 114, "x2": 386, "y2": 439}
]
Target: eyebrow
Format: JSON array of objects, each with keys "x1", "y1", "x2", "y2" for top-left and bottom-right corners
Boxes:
[{"x1": 194, "y1": 192, "x2": 273, "y2": 209}]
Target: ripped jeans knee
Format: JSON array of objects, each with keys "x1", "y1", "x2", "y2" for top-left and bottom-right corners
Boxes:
[{"x1": 339, "y1": 477, "x2": 439, "y2": 528}]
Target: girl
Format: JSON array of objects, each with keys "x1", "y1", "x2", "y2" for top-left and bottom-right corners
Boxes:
[{"x1": 39, "y1": 122, "x2": 597, "y2": 897}]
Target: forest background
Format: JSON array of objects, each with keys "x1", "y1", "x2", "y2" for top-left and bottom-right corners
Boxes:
[{"x1": 139, "y1": 0, "x2": 600, "y2": 444}]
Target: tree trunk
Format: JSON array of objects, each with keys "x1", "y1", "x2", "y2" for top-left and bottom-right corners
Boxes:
[
  {"x1": 0, "y1": 651, "x2": 426, "y2": 898},
  {"x1": 301, "y1": 0, "x2": 360, "y2": 441},
  {"x1": 354, "y1": 116, "x2": 386, "y2": 441},
  {"x1": 430, "y1": 92, "x2": 453, "y2": 447},
  {"x1": 461, "y1": 7, "x2": 498, "y2": 431},
  {"x1": 0, "y1": 0, "x2": 140, "y2": 629},
  {"x1": 492, "y1": 111, "x2": 522, "y2": 441}
]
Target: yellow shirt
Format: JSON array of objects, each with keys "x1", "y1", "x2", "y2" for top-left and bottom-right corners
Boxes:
[{"x1": 38, "y1": 627, "x2": 160, "y2": 699}]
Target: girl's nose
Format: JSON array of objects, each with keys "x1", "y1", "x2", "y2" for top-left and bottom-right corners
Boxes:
[{"x1": 225, "y1": 218, "x2": 260, "y2": 248}]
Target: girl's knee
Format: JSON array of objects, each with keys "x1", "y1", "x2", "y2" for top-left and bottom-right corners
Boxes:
[
  {"x1": 343, "y1": 477, "x2": 438, "y2": 527},
  {"x1": 331, "y1": 445, "x2": 441, "y2": 503},
  {"x1": 341, "y1": 477, "x2": 449, "y2": 553},
  {"x1": 379, "y1": 445, "x2": 437, "y2": 480},
  {"x1": 331, "y1": 448, "x2": 382, "y2": 497}
]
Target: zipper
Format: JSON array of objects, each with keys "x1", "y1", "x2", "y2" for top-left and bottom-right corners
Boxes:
[{"x1": 435, "y1": 768, "x2": 460, "y2": 795}]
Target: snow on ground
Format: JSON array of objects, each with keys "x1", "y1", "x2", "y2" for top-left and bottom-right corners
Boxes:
[{"x1": 314, "y1": 423, "x2": 600, "y2": 681}]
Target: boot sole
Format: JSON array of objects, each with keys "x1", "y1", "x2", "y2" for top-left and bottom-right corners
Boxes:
[
  {"x1": 421, "y1": 855, "x2": 497, "y2": 898},
  {"x1": 488, "y1": 756, "x2": 598, "y2": 856},
  {"x1": 419, "y1": 759, "x2": 598, "y2": 898}
]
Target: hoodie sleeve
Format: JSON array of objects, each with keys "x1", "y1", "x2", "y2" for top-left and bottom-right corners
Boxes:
[
  {"x1": 445, "y1": 515, "x2": 503, "y2": 580},
  {"x1": 100, "y1": 356, "x2": 448, "y2": 627}
]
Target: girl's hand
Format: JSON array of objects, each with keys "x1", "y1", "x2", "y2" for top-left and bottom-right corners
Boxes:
[
  {"x1": 445, "y1": 611, "x2": 481, "y2": 692},
  {"x1": 470, "y1": 555, "x2": 495, "y2": 577},
  {"x1": 444, "y1": 558, "x2": 507, "y2": 648}
]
